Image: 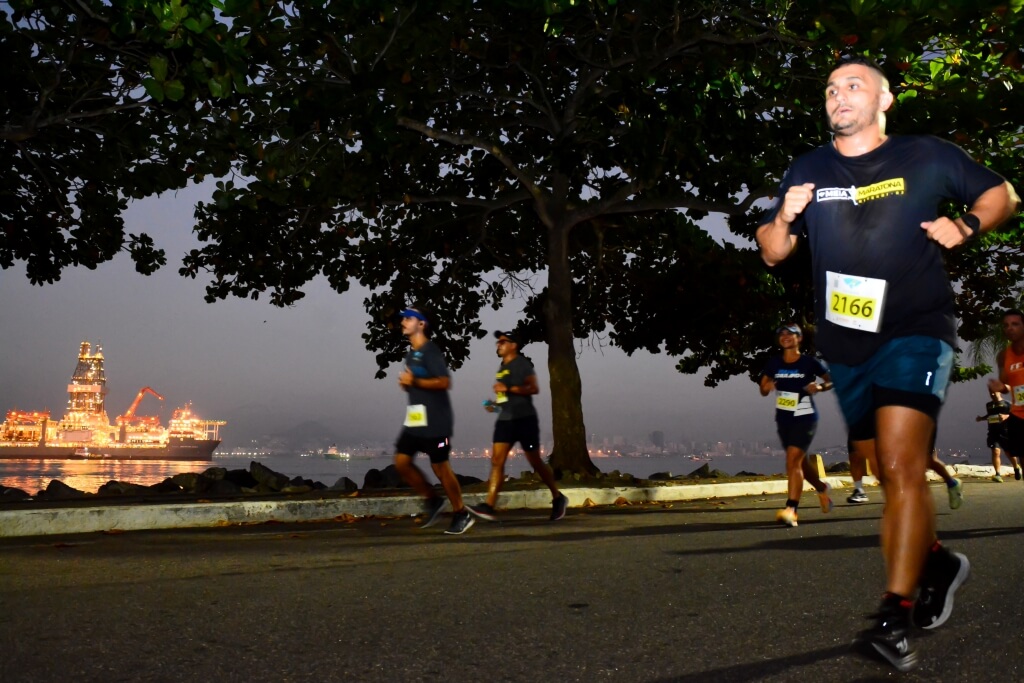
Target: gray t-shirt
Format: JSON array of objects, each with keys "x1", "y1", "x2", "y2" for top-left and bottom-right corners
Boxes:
[
  {"x1": 403, "y1": 340, "x2": 453, "y2": 437},
  {"x1": 495, "y1": 355, "x2": 538, "y2": 421}
]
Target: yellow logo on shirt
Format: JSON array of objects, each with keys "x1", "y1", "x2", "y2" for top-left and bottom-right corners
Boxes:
[{"x1": 816, "y1": 178, "x2": 906, "y2": 205}]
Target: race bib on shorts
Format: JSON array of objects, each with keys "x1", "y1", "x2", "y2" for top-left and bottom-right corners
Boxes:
[
  {"x1": 988, "y1": 414, "x2": 1004, "y2": 424},
  {"x1": 404, "y1": 404, "x2": 428, "y2": 427},
  {"x1": 1014, "y1": 385, "x2": 1024, "y2": 406},
  {"x1": 776, "y1": 391, "x2": 799, "y2": 411},
  {"x1": 825, "y1": 271, "x2": 887, "y2": 333}
]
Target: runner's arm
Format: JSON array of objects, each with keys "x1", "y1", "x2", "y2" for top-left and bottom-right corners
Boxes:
[
  {"x1": 806, "y1": 372, "x2": 833, "y2": 395},
  {"x1": 756, "y1": 183, "x2": 814, "y2": 266},
  {"x1": 988, "y1": 349, "x2": 1009, "y2": 394},
  {"x1": 509, "y1": 373, "x2": 540, "y2": 396},
  {"x1": 756, "y1": 217, "x2": 798, "y2": 266},
  {"x1": 413, "y1": 376, "x2": 450, "y2": 391},
  {"x1": 970, "y1": 181, "x2": 1021, "y2": 235},
  {"x1": 927, "y1": 182, "x2": 1021, "y2": 248}
]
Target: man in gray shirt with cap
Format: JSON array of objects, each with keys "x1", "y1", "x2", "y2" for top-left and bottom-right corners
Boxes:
[{"x1": 469, "y1": 329, "x2": 568, "y2": 522}]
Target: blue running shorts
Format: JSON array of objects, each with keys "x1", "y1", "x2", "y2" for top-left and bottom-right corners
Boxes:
[{"x1": 829, "y1": 336, "x2": 953, "y2": 440}]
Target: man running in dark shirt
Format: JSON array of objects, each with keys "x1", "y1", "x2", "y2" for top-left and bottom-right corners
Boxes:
[
  {"x1": 393, "y1": 308, "x2": 474, "y2": 535},
  {"x1": 756, "y1": 56, "x2": 1019, "y2": 671},
  {"x1": 976, "y1": 388, "x2": 1017, "y2": 482},
  {"x1": 469, "y1": 330, "x2": 568, "y2": 523}
]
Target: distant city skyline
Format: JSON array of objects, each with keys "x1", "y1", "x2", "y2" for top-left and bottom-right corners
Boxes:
[{"x1": 0, "y1": 183, "x2": 1003, "y2": 458}]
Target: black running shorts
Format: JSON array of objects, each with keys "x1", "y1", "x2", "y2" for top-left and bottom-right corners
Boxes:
[
  {"x1": 395, "y1": 431, "x2": 452, "y2": 464},
  {"x1": 492, "y1": 415, "x2": 541, "y2": 451}
]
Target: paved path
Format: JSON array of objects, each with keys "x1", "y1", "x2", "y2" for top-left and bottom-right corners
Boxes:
[{"x1": 2, "y1": 479, "x2": 1022, "y2": 682}]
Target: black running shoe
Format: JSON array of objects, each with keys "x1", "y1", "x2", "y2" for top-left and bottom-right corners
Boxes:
[
  {"x1": 420, "y1": 496, "x2": 447, "y2": 528},
  {"x1": 444, "y1": 509, "x2": 475, "y2": 535},
  {"x1": 550, "y1": 493, "x2": 569, "y2": 521},
  {"x1": 468, "y1": 502, "x2": 499, "y2": 522},
  {"x1": 854, "y1": 602, "x2": 918, "y2": 672},
  {"x1": 913, "y1": 549, "x2": 970, "y2": 629}
]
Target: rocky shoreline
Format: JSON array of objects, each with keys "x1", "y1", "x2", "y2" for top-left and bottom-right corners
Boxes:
[{"x1": 0, "y1": 460, "x2": 835, "y2": 505}]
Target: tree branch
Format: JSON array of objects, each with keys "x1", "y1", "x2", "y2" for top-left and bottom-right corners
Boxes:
[
  {"x1": 372, "y1": 3, "x2": 414, "y2": 70},
  {"x1": 568, "y1": 185, "x2": 771, "y2": 228},
  {"x1": 68, "y1": 0, "x2": 110, "y2": 23},
  {"x1": 384, "y1": 188, "x2": 532, "y2": 211},
  {"x1": 395, "y1": 116, "x2": 543, "y2": 200}
]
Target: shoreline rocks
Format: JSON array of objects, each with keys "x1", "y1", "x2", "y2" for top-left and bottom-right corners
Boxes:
[
  {"x1": 0, "y1": 461, "x2": 485, "y2": 503},
  {"x1": 1, "y1": 459, "x2": 792, "y2": 504}
]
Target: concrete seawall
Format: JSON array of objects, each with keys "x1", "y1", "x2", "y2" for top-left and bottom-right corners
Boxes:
[{"x1": 0, "y1": 464, "x2": 1001, "y2": 538}]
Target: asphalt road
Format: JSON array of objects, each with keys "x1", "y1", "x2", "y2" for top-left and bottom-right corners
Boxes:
[{"x1": 2, "y1": 480, "x2": 1022, "y2": 683}]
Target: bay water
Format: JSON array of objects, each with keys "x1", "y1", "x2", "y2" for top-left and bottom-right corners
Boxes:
[{"x1": 0, "y1": 452, "x2": 790, "y2": 497}]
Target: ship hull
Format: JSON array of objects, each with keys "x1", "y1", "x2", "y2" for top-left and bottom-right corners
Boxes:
[{"x1": 0, "y1": 440, "x2": 220, "y2": 461}]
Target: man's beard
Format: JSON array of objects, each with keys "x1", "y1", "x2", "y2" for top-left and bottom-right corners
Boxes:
[
  {"x1": 828, "y1": 114, "x2": 858, "y2": 135},
  {"x1": 828, "y1": 102, "x2": 880, "y2": 136}
]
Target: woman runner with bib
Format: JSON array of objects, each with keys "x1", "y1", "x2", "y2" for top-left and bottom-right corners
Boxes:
[{"x1": 759, "y1": 323, "x2": 835, "y2": 527}]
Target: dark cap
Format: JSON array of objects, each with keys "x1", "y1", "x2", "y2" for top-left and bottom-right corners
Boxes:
[
  {"x1": 776, "y1": 323, "x2": 802, "y2": 336},
  {"x1": 493, "y1": 330, "x2": 520, "y2": 345},
  {"x1": 400, "y1": 308, "x2": 429, "y2": 324}
]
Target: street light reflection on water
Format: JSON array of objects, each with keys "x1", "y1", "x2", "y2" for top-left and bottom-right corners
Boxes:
[
  {"x1": 1, "y1": 453, "x2": 478, "y2": 496},
  {"x1": 0, "y1": 459, "x2": 206, "y2": 496}
]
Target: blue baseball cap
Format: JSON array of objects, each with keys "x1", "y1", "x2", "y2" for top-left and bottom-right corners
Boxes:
[
  {"x1": 776, "y1": 323, "x2": 802, "y2": 336},
  {"x1": 400, "y1": 308, "x2": 429, "y2": 323}
]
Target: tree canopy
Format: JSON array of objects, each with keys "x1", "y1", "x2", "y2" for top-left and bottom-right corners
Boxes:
[
  {"x1": 4, "y1": 0, "x2": 1023, "y2": 472},
  {"x1": 1, "y1": 0, "x2": 255, "y2": 282}
]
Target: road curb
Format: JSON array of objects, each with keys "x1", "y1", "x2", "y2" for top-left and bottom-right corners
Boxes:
[{"x1": 0, "y1": 476, "x2": 844, "y2": 537}]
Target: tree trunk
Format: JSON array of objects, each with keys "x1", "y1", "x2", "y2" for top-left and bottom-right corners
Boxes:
[{"x1": 544, "y1": 219, "x2": 598, "y2": 475}]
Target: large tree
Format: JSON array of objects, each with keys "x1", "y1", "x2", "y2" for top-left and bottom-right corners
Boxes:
[
  {"x1": 5, "y1": 1, "x2": 1023, "y2": 472},
  {"x1": 0, "y1": 0, "x2": 256, "y2": 283}
]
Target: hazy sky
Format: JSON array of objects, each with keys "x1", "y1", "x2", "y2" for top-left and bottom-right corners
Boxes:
[{"x1": 0, "y1": 183, "x2": 1000, "y2": 454}]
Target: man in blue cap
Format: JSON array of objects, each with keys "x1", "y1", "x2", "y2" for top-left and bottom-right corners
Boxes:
[{"x1": 393, "y1": 307, "x2": 473, "y2": 535}]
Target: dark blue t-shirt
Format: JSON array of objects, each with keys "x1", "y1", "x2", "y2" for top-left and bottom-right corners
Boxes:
[
  {"x1": 402, "y1": 340, "x2": 453, "y2": 438},
  {"x1": 762, "y1": 135, "x2": 1005, "y2": 365},
  {"x1": 761, "y1": 354, "x2": 828, "y2": 423}
]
